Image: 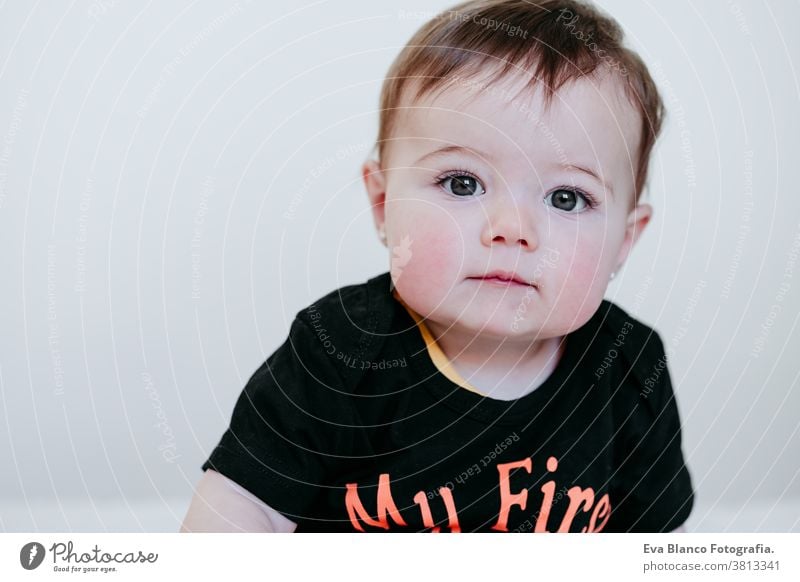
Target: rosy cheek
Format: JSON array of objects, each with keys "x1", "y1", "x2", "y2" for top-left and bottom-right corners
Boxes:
[
  {"x1": 390, "y1": 213, "x2": 465, "y2": 309},
  {"x1": 405, "y1": 226, "x2": 461, "y2": 283},
  {"x1": 573, "y1": 250, "x2": 608, "y2": 288},
  {"x1": 548, "y1": 233, "x2": 610, "y2": 323}
]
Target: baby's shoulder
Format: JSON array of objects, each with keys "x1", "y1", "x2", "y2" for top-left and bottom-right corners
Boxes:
[
  {"x1": 593, "y1": 299, "x2": 668, "y2": 380},
  {"x1": 290, "y1": 272, "x2": 395, "y2": 384},
  {"x1": 294, "y1": 272, "x2": 392, "y2": 333},
  {"x1": 595, "y1": 299, "x2": 665, "y2": 354}
]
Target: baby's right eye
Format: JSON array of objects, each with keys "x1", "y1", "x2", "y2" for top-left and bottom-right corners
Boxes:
[{"x1": 437, "y1": 172, "x2": 486, "y2": 197}]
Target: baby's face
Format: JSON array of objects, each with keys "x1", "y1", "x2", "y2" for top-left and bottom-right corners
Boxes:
[{"x1": 363, "y1": 70, "x2": 652, "y2": 341}]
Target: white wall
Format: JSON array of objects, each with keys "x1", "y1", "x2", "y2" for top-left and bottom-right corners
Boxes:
[{"x1": 0, "y1": 0, "x2": 797, "y2": 531}]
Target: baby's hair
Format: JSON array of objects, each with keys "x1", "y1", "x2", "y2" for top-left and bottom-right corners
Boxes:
[{"x1": 376, "y1": 0, "x2": 664, "y2": 205}]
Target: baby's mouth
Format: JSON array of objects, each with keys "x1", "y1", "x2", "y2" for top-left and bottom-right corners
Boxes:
[{"x1": 468, "y1": 270, "x2": 536, "y2": 288}]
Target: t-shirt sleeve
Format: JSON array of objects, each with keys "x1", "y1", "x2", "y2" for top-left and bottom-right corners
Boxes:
[
  {"x1": 201, "y1": 314, "x2": 354, "y2": 523},
  {"x1": 608, "y1": 333, "x2": 695, "y2": 532}
]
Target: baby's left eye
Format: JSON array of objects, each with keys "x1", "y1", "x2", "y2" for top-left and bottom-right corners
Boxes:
[{"x1": 546, "y1": 188, "x2": 593, "y2": 212}]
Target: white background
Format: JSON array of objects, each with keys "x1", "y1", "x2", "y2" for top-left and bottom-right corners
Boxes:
[{"x1": 0, "y1": 0, "x2": 798, "y2": 532}]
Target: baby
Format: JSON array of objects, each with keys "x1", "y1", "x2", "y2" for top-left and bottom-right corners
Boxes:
[{"x1": 181, "y1": 0, "x2": 693, "y2": 533}]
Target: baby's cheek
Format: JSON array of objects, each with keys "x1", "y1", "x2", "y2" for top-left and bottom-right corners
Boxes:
[
  {"x1": 552, "y1": 246, "x2": 610, "y2": 327},
  {"x1": 391, "y1": 221, "x2": 464, "y2": 309}
]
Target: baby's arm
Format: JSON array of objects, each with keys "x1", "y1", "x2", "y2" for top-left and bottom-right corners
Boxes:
[{"x1": 180, "y1": 469, "x2": 297, "y2": 533}]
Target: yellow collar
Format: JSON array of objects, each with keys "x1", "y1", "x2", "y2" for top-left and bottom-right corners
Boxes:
[{"x1": 392, "y1": 288, "x2": 485, "y2": 396}]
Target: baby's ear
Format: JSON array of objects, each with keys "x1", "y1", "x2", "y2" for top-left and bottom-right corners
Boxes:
[
  {"x1": 614, "y1": 203, "x2": 653, "y2": 272},
  {"x1": 362, "y1": 159, "x2": 387, "y2": 246}
]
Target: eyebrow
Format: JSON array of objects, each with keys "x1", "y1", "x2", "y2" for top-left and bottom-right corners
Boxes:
[
  {"x1": 413, "y1": 145, "x2": 614, "y2": 199},
  {"x1": 561, "y1": 163, "x2": 615, "y2": 199},
  {"x1": 413, "y1": 145, "x2": 495, "y2": 167}
]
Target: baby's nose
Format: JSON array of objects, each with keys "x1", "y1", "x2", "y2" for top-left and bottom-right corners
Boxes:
[
  {"x1": 482, "y1": 198, "x2": 539, "y2": 250},
  {"x1": 491, "y1": 232, "x2": 531, "y2": 248}
]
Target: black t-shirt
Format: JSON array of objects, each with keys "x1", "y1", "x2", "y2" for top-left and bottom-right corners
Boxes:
[{"x1": 201, "y1": 271, "x2": 694, "y2": 532}]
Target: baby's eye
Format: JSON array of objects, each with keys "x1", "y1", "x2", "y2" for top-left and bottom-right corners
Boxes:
[
  {"x1": 437, "y1": 173, "x2": 486, "y2": 197},
  {"x1": 546, "y1": 188, "x2": 593, "y2": 212}
]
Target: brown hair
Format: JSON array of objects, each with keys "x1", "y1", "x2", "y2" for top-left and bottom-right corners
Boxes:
[{"x1": 375, "y1": 0, "x2": 664, "y2": 204}]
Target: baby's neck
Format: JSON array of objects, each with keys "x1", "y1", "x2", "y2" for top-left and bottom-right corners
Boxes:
[{"x1": 423, "y1": 320, "x2": 566, "y2": 399}]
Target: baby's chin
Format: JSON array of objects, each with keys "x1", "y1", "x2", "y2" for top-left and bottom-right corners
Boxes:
[
  {"x1": 421, "y1": 301, "x2": 564, "y2": 343},
  {"x1": 420, "y1": 288, "x2": 604, "y2": 342}
]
